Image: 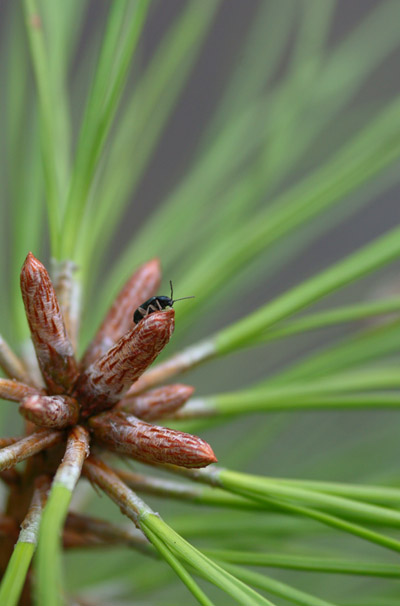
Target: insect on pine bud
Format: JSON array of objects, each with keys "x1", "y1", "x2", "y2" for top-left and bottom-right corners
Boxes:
[
  {"x1": 133, "y1": 280, "x2": 194, "y2": 324},
  {"x1": 75, "y1": 310, "x2": 175, "y2": 418},
  {"x1": 82, "y1": 259, "x2": 161, "y2": 367}
]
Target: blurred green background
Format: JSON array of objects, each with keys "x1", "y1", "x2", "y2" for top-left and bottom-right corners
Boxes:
[{"x1": 1, "y1": 1, "x2": 400, "y2": 604}]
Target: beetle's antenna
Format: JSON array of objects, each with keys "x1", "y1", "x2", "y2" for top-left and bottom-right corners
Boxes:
[
  {"x1": 172, "y1": 296, "x2": 195, "y2": 303},
  {"x1": 170, "y1": 280, "x2": 194, "y2": 304}
]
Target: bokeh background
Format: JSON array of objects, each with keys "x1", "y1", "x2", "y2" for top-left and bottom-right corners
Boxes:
[{"x1": 1, "y1": 1, "x2": 400, "y2": 604}]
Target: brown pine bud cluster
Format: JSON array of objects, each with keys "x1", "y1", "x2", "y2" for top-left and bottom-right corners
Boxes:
[
  {"x1": 1, "y1": 252, "x2": 216, "y2": 464},
  {"x1": 0, "y1": 252, "x2": 217, "y2": 583}
]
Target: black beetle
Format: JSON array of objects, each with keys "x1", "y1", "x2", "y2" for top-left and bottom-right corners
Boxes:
[{"x1": 133, "y1": 281, "x2": 194, "y2": 324}]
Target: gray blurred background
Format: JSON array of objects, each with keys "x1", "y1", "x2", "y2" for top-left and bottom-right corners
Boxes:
[{"x1": 70, "y1": 0, "x2": 400, "y2": 275}]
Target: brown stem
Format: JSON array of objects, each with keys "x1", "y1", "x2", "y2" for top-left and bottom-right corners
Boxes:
[
  {"x1": 65, "y1": 512, "x2": 150, "y2": 553},
  {"x1": 0, "y1": 430, "x2": 64, "y2": 471},
  {"x1": 116, "y1": 468, "x2": 202, "y2": 501},
  {"x1": 83, "y1": 456, "x2": 148, "y2": 525},
  {"x1": 0, "y1": 378, "x2": 40, "y2": 402},
  {"x1": 0, "y1": 436, "x2": 21, "y2": 448},
  {"x1": 20, "y1": 340, "x2": 45, "y2": 389},
  {"x1": 0, "y1": 335, "x2": 32, "y2": 384}
]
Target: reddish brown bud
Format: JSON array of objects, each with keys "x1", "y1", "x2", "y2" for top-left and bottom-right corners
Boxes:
[
  {"x1": 20, "y1": 252, "x2": 78, "y2": 393},
  {"x1": 19, "y1": 395, "x2": 80, "y2": 429},
  {"x1": 82, "y1": 259, "x2": 161, "y2": 368},
  {"x1": 120, "y1": 384, "x2": 194, "y2": 421},
  {"x1": 75, "y1": 310, "x2": 175, "y2": 418},
  {"x1": 0, "y1": 378, "x2": 39, "y2": 402},
  {"x1": 89, "y1": 411, "x2": 217, "y2": 468}
]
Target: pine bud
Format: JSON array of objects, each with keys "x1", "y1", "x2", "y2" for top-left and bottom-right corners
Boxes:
[
  {"x1": 19, "y1": 395, "x2": 79, "y2": 429},
  {"x1": 75, "y1": 310, "x2": 174, "y2": 418},
  {"x1": 20, "y1": 253, "x2": 78, "y2": 393},
  {"x1": 89, "y1": 411, "x2": 217, "y2": 468},
  {"x1": 120, "y1": 384, "x2": 194, "y2": 421}
]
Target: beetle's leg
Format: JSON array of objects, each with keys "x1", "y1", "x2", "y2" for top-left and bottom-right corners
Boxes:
[
  {"x1": 137, "y1": 306, "x2": 147, "y2": 319},
  {"x1": 145, "y1": 304, "x2": 158, "y2": 317},
  {"x1": 155, "y1": 300, "x2": 163, "y2": 311}
]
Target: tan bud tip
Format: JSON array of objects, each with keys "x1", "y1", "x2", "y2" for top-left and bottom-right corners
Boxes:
[
  {"x1": 19, "y1": 395, "x2": 79, "y2": 428},
  {"x1": 141, "y1": 308, "x2": 175, "y2": 340},
  {"x1": 178, "y1": 384, "x2": 195, "y2": 398},
  {"x1": 181, "y1": 437, "x2": 217, "y2": 468},
  {"x1": 22, "y1": 252, "x2": 47, "y2": 280}
]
